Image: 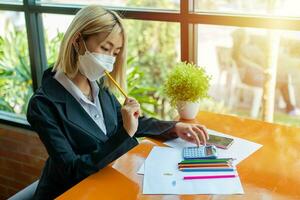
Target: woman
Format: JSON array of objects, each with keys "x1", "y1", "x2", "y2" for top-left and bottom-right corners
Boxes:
[{"x1": 27, "y1": 5, "x2": 209, "y2": 199}]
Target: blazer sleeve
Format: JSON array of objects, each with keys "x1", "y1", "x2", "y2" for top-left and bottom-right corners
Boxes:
[
  {"x1": 111, "y1": 94, "x2": 178, "y2": 140},
  {"x1": 27, "y1": 95, "x2": 138, "y2": 184}
]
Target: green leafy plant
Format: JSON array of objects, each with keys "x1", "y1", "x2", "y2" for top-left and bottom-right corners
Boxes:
[
  {"x1": 0, "y1": 23, "x2": 160, "y2": 118},
  {"x1": 44, "y1": 30, "x2": 64, "y2": 66},
  {"x1": 0, "y1": 25, "x2": 64, "y2": 115},
  {"x1": 0, "y1": 26, "x2": 32, "y2": 115},
  {"x1": 118, "y1": 57, "x2": 159, "y2": 117},
  {"x1": 164, "y1": 62, "x2": 211, "y2": 106},
  {"x1": 125, "y1": 0, "x2": 179, "y2": 119}
]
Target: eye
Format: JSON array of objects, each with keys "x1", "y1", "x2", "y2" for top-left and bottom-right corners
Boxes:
[
  {"x1": 113, "y1": 52, "x2": 119, "y2": 56},
  {"x1": 101, "y1": 46, "x2": 109, "y2": 51}
]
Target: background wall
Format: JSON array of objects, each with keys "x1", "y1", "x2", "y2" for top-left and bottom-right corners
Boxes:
[{"x1": 0, "y1": 124, "x2": 47, "y2": 200}]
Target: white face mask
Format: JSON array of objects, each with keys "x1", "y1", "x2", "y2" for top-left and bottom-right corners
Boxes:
[{"x1": 78, "y1": 41, "x2": 116, "y2": 81}]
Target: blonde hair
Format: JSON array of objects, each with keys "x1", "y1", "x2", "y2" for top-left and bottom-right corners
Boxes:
[{"x1": 53, "y1": 5, "x2": 127, "y2": 92}]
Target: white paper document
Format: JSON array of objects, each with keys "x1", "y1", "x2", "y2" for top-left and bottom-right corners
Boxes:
[
  {"x1": 138, "y1": 129, "x2": 262, "y2": 175},
  {"x1": 164, "y1": 129, "x2": 263, "y2": 165},
  {"x1": 143, "y1": 146, "x2": 244, "y2": 194}
]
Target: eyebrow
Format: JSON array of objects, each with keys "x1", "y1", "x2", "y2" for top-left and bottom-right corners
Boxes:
[{"x1": 106, "y1": 41, "x2": 122, "y2": 49}]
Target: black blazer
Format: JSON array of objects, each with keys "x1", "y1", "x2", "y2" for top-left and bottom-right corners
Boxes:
[{"x1": 27, "y1": 68, "x2": 177, "y2": 199}]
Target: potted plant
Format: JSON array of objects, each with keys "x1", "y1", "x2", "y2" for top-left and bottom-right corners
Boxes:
[{"x1": 163, "y1": 62, "x2": 211, "y2": 119}]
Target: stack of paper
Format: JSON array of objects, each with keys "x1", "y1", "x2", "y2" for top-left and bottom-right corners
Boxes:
[
  {"x1": 143, "y1": 147, "x2": 244, "y2": 194},
  {"x1": 138, "y1": 128, "x2": 262, "y2": 175},
  {"x1": 140, "y1": 129, "x2": 262, "y2": 195}
]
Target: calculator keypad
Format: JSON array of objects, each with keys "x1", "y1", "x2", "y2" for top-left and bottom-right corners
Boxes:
[{"x1": 183, "y1": 147, "x2": 206, "y2": 159}]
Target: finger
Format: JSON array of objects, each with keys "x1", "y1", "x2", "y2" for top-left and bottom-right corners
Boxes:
[
  {"x1": 183, "y1": 134, "x2": 195, "y2": 143},
  {"x1": 124, "y1": 99, "x2": 139, "y2": 107},
  {"x1": 182, "y1": 132, "x2": 192, "y2": 140},
  {"x1": 196, "y1": 124, "x2": 209, "y2": 140},
  {"x1": 125, "y1": 101, "x2": 139, "y2": 107},
  {"x1": 126, "y1": 105, "x2": 141, "y2": 115},
  {"x1": 124, "y1": 97, "x2": 132, "y2": 104},
  {"x1": 122, "y1": 104, "x2": 140, "y2": 113},
  {"x1": 125, "y1": 97, "x2": 138, "y2": 104},
  {"x1": 133, "y1": 112, "x2": 140, "y2": 118},
  {"x1": 178, "y1": 132, "x2": 195, "y2": 143},
  {"x1": 126, "y1": 104, "x2": 140, "y2": 110},
  {"x1": 188, "y1": 128, "x2": 201, "y2": 147},
  {"x1": 193, "y1": 126, "x2": 207, "y2": 146},
  {"x1": 129, "y1": 102, "x2": 140, "y2": 107}
]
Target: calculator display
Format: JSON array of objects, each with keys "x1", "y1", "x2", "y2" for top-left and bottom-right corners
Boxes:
[{"x1": 205, "y1": 146, "x2": 213, "y2": 155}]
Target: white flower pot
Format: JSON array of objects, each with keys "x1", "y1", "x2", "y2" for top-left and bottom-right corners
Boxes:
[{"x1": 176, "y1": 101, "x2": 200, "y2": 120}]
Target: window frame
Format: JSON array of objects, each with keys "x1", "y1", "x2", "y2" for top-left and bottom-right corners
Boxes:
[{"x1": 0, "y1": 0, "x2": 299, "y2": 128}]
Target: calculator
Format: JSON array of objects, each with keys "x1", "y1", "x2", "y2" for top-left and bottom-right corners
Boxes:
[{"x1": 183, "y1": 145, "x2": 217, "y2": 159}]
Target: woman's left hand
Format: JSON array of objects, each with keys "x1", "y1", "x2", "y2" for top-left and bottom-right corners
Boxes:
[{"x1": 173, "y1": 122, "x2": 209, "y2": 146}]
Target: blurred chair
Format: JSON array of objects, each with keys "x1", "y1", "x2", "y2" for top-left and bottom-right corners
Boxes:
[
  {"x1": 216, "y1": 46, "x2": 263, "y2": 118},
  {"x1": 8, "y1": 180, "x2": 38, "y2": 200}
]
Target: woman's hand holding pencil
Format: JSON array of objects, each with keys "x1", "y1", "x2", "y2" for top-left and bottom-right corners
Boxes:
[
  {"x1": 121, "y1": 97, "x2": 141, "y2": 137},
  {"x1": 104, "y1": 70, "x2": 140, "y2": 137}
]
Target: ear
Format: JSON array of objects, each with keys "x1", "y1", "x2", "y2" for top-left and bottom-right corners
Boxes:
[{"x1": 72, "y1": 33, "x2": 81, "y2": 53}]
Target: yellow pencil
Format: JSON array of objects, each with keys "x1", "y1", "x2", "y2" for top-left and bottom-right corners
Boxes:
[
  {"x1": 105, "y1": 71, "x2": 141, "y2": 117},
  {"x1": 104, "y1": 71, "x2": 128, "y2": 98}
]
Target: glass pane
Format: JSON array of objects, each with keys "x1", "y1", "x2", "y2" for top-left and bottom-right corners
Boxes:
[
  {"x1": 37, "y1": 0, "x2": 180, "y2": 10},
  {"x1": 0, "y1": 11, "x2": 32, "y2": 116},
  {"x1": 125, "y1": 19, "x2": 180, "y2": 120},
  {"x1": 0, "y1": 0, "x2": 22, "y2": 4},
  {"x1": 197, "y1": 24, "x2": 300, "y2": 127},
  {"x1": 43, "y1": 14, "x2": 180, "y2": 120},
  {"x1": 43, "y1": 14, "x2": 73, "y2": 66},
  {"x1": 195, "y1": 0, "x2": 300, "y2": 18}
]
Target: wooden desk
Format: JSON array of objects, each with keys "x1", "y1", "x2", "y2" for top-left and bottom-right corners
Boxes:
[{"x1": 57, "y1": 111, "x2": 300, "y2": 200}]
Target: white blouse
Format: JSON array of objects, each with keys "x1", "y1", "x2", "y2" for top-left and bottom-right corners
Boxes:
[{"x1": 54, "y1": 70, "x2": 107, "y2": 135}]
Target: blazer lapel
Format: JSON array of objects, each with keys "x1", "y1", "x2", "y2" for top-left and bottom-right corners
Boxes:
[
  {"x1": 98, "y1": 87, "x2": 118, "y2": 137},
  {"x1": 42, "y1": 70, "x2": 112, "y2": 142},
  {"x1": 65, "y1": 94, "x2": 109, "y2": 142}
]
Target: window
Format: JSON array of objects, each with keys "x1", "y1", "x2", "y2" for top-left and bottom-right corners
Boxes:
[
  {"x1": 42, "y1": 13, "x2": 180, "y2": 119},
  {"x1": 197, "y1": 24, "x2": 300, "y2": 126},
  {"x1": 125, "y1": 19, "x2": 180, "y2": 119},
  {"x1": 43, "y1": 14, "x2": 73, "y2": 66},
  {"x1": 37, "y1": 0, "x2": 180, "y2": 10},
  {"x1": 1, "y1": 0, "x2": 300, "y2": 126},
  {"x1": 0, "y1": 11, "x2": 32, "y2": 117},
  {"x1": 195, "y1": 0, "x2": 300, "y2": 18},
  {"x1": 0, "y1": 0, "x2": 22, "y2": 4}
]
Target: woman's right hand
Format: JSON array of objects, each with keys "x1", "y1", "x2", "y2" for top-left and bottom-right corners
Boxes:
[{"x1": 121, "y1": 97, "x2": 140, "y2": 137}]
